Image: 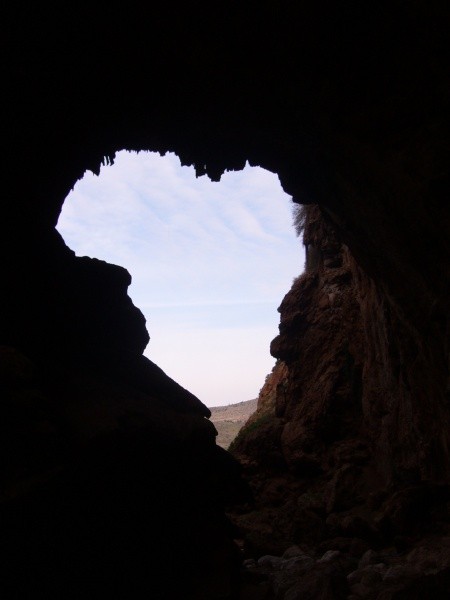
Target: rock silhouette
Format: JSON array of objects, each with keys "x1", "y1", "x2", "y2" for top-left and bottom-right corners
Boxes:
[{"x1": 1, "y1": 3, "x2": 449, "y2": 598}]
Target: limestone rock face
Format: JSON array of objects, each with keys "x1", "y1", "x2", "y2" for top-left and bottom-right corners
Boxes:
[{"x1": 231, "y1": 208, "x2": 450, "y2": 592}]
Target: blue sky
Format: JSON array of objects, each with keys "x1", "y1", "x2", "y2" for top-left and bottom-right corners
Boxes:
[{"x1": 57, "y1": 151, "x2": 304, "y2": 406}]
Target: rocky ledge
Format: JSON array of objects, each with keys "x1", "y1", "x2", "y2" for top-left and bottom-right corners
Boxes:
[{"x1": 239, "y1": 538, "x2": 450, "y2": 599}]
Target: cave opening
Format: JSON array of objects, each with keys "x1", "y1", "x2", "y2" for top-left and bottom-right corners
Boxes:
[
  {"x1": 3, "y1": 3, "x2": 450, "y2": 597},
  {"x1": 56, "y1": 150, "x2": 304, "y2": 409}
]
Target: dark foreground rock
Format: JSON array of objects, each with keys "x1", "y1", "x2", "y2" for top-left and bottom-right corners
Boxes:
[
  {"x1": 1, "y1": 341, "x2": 244, "y2": 599},
  {"x1": 0, "y1": 247, "x2": 246, "y2": 599}
]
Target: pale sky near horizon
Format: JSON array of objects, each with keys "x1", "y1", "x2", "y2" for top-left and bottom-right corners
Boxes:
[{"x1": 57, "y1": 151, "x2": 305, "y2": 407}]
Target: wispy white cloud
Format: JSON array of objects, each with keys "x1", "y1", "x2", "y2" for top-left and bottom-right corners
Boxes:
[{"x1": 57, "y1": 151, "x2": 304, "y2": 406}]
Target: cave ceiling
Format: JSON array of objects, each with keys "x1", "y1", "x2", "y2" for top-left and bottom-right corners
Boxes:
[{"x1": 1, "y1": 3, "x2": 449, "y2": 328}]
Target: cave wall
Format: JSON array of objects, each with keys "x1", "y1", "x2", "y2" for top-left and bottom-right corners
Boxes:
[
  {"x1": 231, "y1": 206, "x2": 450, "y2": 558},
  {"x1": 1, "y1": 2, "x2": 450, "y2": 597}
]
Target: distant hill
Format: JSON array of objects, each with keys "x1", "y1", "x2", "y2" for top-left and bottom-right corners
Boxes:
[{"x1": 209, "y1": 399, "x2": 258, "y2": 449}]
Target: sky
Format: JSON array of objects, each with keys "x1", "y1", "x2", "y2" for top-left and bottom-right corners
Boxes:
[{"x1": 57, "y1": 151, "x2": 304, "y2": 407}]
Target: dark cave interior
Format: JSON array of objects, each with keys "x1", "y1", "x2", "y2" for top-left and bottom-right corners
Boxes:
[{"x1": 1, "y1": 3, "x2": 450, "y2": 598}]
